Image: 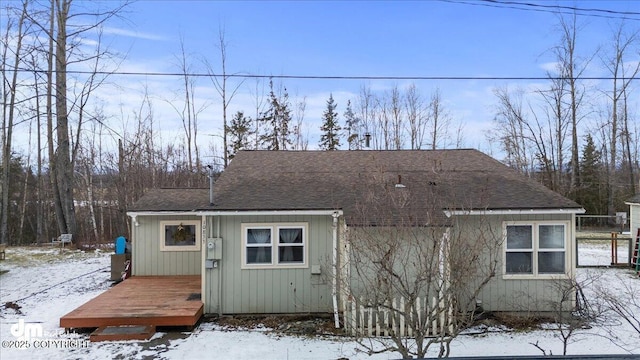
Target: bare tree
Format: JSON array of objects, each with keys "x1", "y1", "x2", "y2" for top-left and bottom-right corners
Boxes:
[
  {"x1": 600, "y1": 20, "x2": 640, "y2": 209},
  {"x1": 553, "y1": 13, "x2": 592, "y2": 194},
  {"x1": 168, "y1": 36, "x2": 208, "y2": 177},
  {"x1": 536, "y1": 73, "x2": 570, "y2": 194},
  {"x1": 26, "y1": 49, "x2": 48, "y2": 244},
  {"x1": 489, "y1": 85, "x2": 572, "y2": 190},
  {"x1": 428, "y1": 88, "x2": 453, "y2": 150},
  {"x1": 34, "y1": 0, "x2": 129, "y2": 238},
  {"x1": 579, "y1": 271, "x2": 640, "y2": 353},
  {"x1": 356, "y1": 85, "x2": 375, "y2": 148},
  {"x1": 77, "y1": 117, "x2": 106, "y2": 244},
  {"x1": 249, "y1": 77, "x2": 267, "y2": 150},
  {"x1": 205, "y1": 27, "x2": 244, "y2": 167},
  {"x1": 0, "y1": 0, "x2": 29, "y2": 245},
  {"x1": 598, "y1": 276, "x2": 640, "y2": 336},
  {"x1": 374, "y1": 94, "x2": 390, "y2": 150},
  {"x1": 530, "y1": 276, "x2": 601, "y2": 356},
  {"x1": 343, "y1": 170, "x2": 500, "y2": 358},
  {"x1": 405, "y1": 84, "x2": 427, "y2": 150},
  {"x1": 292, "y1": 96, "x2": 308, "y2": 150},
  {"x1": 389, "y1": 85, "x2": 404, "y2": 150},
  {"x1": 488, "y1": 86, "x2": 533, "y2": 176}
]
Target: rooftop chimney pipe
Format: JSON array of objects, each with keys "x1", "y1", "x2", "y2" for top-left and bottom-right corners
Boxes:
[{"x1": 207, "y1": 165, "x2": 214, "y2": 206}]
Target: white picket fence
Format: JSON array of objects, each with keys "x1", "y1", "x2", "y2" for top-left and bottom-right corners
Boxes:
[{"x1": 343, "y1": 296, "x2": 453, "y2": 337}]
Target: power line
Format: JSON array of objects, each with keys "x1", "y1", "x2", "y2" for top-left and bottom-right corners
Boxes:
[
  {"x1": 442, "y1": 0, "x2": 640, "y2": 21},
  {"x1": 483, "y1": 0, "x2": 640, "y2": 16},
  {"x1": 9, "y1": 67, "x2": 636, "y2": 81}
]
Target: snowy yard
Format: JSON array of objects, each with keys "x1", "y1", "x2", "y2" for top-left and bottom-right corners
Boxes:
[{"x1": 0, "y1": 245, "x2": 639, "y2": 360}]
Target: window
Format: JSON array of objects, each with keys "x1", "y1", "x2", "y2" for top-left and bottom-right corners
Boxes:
[
  {"x1": 246, "y1": 228, "x2": 272, "y2": 264},
  {"x1": 160, "y1": 220, "x2": 201, "y2": 251},
  {"x1": 504, "y1": 221, "x2": 567, "y2": 276},
  {"x1": 242, "y1": 223, "x2": 308, "y2": 268}
]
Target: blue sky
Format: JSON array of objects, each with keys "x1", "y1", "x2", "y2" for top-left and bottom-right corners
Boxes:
[
  {"x1": 26, "y1": 0, "x2": 640, "y2": 158},
  {"x1": 120, "y1": 0, "x2": 616, "y2": 74}
]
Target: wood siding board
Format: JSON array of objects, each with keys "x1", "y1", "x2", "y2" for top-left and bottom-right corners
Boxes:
[
  {"x1": 294, "y1": 269, "x2": 302, "y2": 311},
  {"x1": 265, "y1": 269, "x2": 274, "y2": 313},
  {"x1": 295, "y1": 268, "x2": 304, "y2": 311},
  {"x1": 210, "y1": 214, "x2": 332, "y2": 315},
  {"x1": 229, "y1": 216, "x2": 240, "y2": 313},
  {"x1": 470, "y1": 213, "x2": 574, "y2": 312},
  {"x1": 240, "y1": 267, "x2": 250, "y2": 313},
  {"x1": 258, "y1": 270, "x2": 267, "y2": 313},
  {"x1": 132, "y1": 216, "x2": 201, "y2": 276},
  {"x1": 631, "y1": 204, "x2": 639, "y2": 244}
]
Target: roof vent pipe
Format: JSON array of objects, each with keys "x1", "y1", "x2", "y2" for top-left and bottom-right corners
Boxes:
[
  {"x1": 207, "y1": 165, "x2": 215, "y2": 206},
  {"x1": 364, "y1": 133, "x2": 371, "y2": 148}
]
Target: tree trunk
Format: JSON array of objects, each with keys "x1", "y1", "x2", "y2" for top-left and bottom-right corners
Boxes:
[
  {"x1": 34, "y1": 55, "x2": 45, "y2": 244},
  {"x1": 622, "y1": 90, "x2": 636, "y2": 195},
  {"x1": 54, "y1": 0, "x2": 77, "y2": 236},
  {"x1": 1, "y1": 1, "x2": 28, "y2": 245},
  {"x1": 117, "y1": 139, "x2": 128, "y2": 237},
  {"x1": 85, "y1": 167, "x2": 99, "y2": 244},
  {"x1": 608, "y1": 74, "x2": 618, "y2": 218},
  {"x1": 47, "y1": 0, "x2": 64, "y2": 236}
]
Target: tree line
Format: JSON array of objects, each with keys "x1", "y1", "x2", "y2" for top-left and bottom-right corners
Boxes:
[{"x1": 1, "y1": 1, "x2": 638, "y2": 246}]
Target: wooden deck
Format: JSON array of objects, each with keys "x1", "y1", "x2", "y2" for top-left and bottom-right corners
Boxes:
[{"x1": 60, "y1": 276, "x2": 203, "y2": 329}]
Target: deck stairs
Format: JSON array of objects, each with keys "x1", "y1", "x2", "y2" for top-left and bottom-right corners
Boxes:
[{"x1": 90, "y1": 325, "x2": 156, "y2": 342}]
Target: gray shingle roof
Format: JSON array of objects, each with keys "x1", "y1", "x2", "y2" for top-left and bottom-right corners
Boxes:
[
  {"x1": 130, "y1": 150, "x2": 583, "y2": 224},
  {"x1": 130, "y1": 188, "x2": 210, "y2": 211},
  {"x1": 626, "y1": 194, "x2": 640, "y2": 204}
]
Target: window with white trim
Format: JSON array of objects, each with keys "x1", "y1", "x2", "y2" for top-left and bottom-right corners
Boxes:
[
  {"x1": 242, "y1": 223, "x2": 308, "y2": 268},
  {"x1": 504, "y1": 221, "x2": 567, "y2": 276},
  {"x1": 160, "y1": 220, "x2": 201, "y2": 251}
]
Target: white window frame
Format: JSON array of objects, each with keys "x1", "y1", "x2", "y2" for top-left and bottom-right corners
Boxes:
[
  {"x1": 241, "y1": 223, "x2": 309, "y2": 269},
  {"x1": 503, "y1": 221, "x2": 569, "y2": 279},
  {"x1": 160, "y1": 220, "x2": 201, "y2": 252}
]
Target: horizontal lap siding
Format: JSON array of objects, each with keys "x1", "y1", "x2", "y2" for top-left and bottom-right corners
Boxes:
[
  {"x1": 631, "y1": 204, "x2": 639, "y2": 241},
  {"x1": 470, "y1": 213, "x2": 576, "y2": 312},
  {"x1": 132, "y1": 215, "x2": 202, "y2": 276},
  {"x1": 210, "y1": 215, "x2": 333, "y2": 314}
]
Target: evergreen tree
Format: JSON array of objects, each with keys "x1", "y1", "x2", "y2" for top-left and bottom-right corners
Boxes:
[
  {"x1": 578, "y1": 134, "x2": 606, "y2": 214},
  {"x1": 319, "y1": 94, "x2": 341, "y2": 150},
  {"x1": 343, "y1": 100, "x2": 360, "y2": 150},
  {"x1": 258, "y1": 80, "x2": 292, "y2": 150},
  {"x1": 226, "y1": 111, "x2": 254, "y2": 160}
]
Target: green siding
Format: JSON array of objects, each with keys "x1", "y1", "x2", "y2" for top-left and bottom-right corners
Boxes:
[
  {"x1": 468, "y1": 213, "x2": 577, "y2": 312},
  {"x1": 204, "y1": 214, "x2": 333, "y2": 315},
  {"x1": 343, "y1": 212, "x2": 576, "y2": 313},
  {"x1": 134, "y1": 211, "x2": 577, "y2": 314},
  {"x1": 631, "y1": 204, "x2": 639, "y2": 241},
  {"x1": 131, "y1": 215, "x2": 202, "y2": 276}
]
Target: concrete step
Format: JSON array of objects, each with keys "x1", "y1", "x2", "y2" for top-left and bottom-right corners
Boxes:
[{"x1": 90, "y1": 324, "x2": 155, "y2": 342}]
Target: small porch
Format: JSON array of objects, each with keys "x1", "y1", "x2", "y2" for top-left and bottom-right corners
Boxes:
[{"x1": 60, "y1": 276, "x2": 203, "y2": 330}]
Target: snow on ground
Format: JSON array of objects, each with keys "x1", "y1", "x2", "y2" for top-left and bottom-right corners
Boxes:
[
  {"x1": 0, "y1": 245, "x2": 639, "y2": 360},
  {"x1": 578, "y1": 240, "x2": 630, "y2": 266}
]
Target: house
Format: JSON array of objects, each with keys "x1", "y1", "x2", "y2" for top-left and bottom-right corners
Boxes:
[
  {"x1": 127, "y1": 149, "x2": 584, "y2": 322},
  {"x1": 626, "y1": 194, "x2": 640, "y2": 247}
]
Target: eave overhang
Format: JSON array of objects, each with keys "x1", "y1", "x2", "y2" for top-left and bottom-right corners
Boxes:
[{"x1": 444, "y1": 208, "x2": 586, "y2": 217}]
